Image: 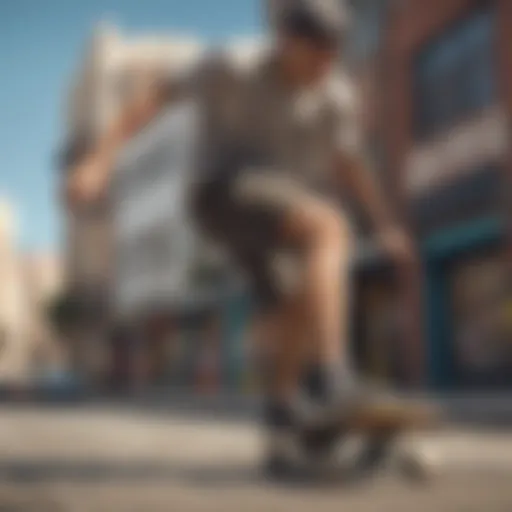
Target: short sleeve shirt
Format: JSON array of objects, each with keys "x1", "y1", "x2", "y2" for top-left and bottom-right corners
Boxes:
[{"x1": 181, "y1": 50, "x2": 364, "y2": 190}]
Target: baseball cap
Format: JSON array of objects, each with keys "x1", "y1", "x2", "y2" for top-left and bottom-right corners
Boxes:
[{"x1": 269, "y1": 0, "x2": 351, "y2": 47}]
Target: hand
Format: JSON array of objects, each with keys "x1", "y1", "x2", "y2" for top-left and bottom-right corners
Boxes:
[
  {"x1": 378, "y1": 226, "x2": 416, "y2": 269},
  {"x1": 65, "y1": 156, "x2": 109, "y2": 210}
]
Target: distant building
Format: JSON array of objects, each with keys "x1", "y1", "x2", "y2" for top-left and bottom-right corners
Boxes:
[
  {"x1": 22, "y1": 252, "x2": 64, "y2": 375},
  {"x1": 0, "y1": 201, "x2": 28, "y2": 383},
  {"x1": 59, "y1": 23, "x2": 204, "y2": 383},
  {"x1": 62, "y1": 24, "x2": 204, "y2": 298},
  {"x1": 113, "y1": 101, "x2": 200, "y2": 320},
  {"x1": 110, "y1": 39, "x2": 266, "y2": 386},
  {"x1": 0, "y1": 201, "x2": 63, "y2": 384}
]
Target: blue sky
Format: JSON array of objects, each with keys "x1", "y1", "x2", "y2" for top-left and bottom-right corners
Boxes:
[{"x1": 0, "y1": 0, "x2": 261, "y2": 251}]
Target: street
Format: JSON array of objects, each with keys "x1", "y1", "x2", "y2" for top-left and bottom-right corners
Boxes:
[{"x1": 0, "y1": 404, "x2": 511, "y2": 511}]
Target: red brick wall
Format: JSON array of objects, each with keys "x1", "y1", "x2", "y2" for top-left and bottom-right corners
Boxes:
[
  {"x1": 378, "y1": 0, "x2": 512, "y2": 385},
  {"x1": 382, "y1": 0, "x2": 511, "y2": 214}
]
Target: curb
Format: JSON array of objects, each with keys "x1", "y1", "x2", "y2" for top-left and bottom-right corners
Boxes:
[
  {"x1": 97, "y1": 391, "x2": 512, "y2": 426},
  {"x1": 2, "y1": 389, "x2": 511, "y2": 426}
]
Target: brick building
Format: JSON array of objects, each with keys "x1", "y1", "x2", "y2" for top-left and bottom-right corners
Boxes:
[{"x1": 377, "y1": 0, "x2": 512, "y2": 389}]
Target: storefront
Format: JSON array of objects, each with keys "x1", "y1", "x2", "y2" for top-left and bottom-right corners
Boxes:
[
  {"x1": 352, "y1": 243, "x2": 413, "y2": 388},
  {"x1": 408, "y1": 155, "x2": 510, "y2": 390},
  {"x1": 354, "y1": 273, "x2": 404, "y2": 385},
  {"x1": 424, "y1": 216, "x2": 508, "y2": 389},
  {"x1": 221, "y1": 259, "x2": 410, "y2": 392},
  {"x1": 448, "y1": 249, "x2": 511, "y2": 388}
]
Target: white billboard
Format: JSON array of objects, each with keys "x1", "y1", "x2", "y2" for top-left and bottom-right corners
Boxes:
[{"x1": 112, "y1": 100, "x2": 200, "y2": 318}]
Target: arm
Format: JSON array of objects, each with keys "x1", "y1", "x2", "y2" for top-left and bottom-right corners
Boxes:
[
  {"x1": 329, "y1": 76, "x2": 415, "y2": 264},
  {"x1": 66, "y1": 50, "x2": 235, "y2": 209},
  {"x1": 335, "y1": 152, "x2": 415, "y2": 265},
  {"x1": 336, "y1": 153, "x2": 394, "y2": 231},
  {"x1": 66, "y1": 75, "x2": 181, "y2": 208}
]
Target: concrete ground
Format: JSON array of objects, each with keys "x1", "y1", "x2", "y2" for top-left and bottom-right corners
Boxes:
[{"x1": 0, "y1": 404, "x2": 511, "y2": 512}]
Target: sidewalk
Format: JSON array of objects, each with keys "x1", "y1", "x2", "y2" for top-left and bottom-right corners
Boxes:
[
  {"x1": 97, "y1": 389, "x2": 512, "y2": 426},
  {"x1": 2, "y1": 383, "x2": 511, "y2": 426}
]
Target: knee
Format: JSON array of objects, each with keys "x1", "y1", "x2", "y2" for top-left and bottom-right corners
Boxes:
[
  {"x1": 283, "y1": 202, "x2": 354, "y2": 258},
  {"x1": 322, "y1": 211, "x2": 351, "y2": 245},
  {"x1": 306, "y1": 208, "x2": 353, "y2": 253}
]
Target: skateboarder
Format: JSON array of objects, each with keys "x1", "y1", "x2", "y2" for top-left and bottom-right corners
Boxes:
[{"x1": 67, "y1": 0, "x2": 415, "y2": 475}]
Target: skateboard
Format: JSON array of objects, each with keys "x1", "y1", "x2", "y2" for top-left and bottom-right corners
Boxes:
[{"x1": 294, "y1": 400, "x2": 441, "y2": 484}]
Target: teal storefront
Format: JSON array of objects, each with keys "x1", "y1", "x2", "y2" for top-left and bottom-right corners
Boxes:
[{"x1": 424, "y1": 216, "x2": 507, "y2": 389}]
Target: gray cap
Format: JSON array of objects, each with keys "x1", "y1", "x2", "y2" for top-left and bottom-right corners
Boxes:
[{"x1": 267, "y1": 0, "x2": 351, "y2": 43}]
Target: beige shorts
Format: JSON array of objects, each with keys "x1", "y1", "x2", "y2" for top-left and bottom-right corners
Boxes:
[{"x1": 190, "y1": 170, "x2": 341, "y2": 309}]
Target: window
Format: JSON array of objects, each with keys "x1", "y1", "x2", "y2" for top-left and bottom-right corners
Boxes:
[
  {"x1": 414, "y1": 8, "x2": 496, "y2": 139},
  {"x1": 449, "y1": 249, "x2": 512, "y2": 389},
  {"x1": 412, "y1": 165, "x2": 502, "y2": 233}
]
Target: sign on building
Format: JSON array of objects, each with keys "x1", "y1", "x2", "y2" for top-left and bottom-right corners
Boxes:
[{"x1": 113, "y1": 101, "x2": 200, "y2": 318}]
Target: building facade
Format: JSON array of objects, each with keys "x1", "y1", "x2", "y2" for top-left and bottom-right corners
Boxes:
[
  {"x1": 111, "y1": 100, "x2": 208, "y2": 386},
  {"x1": 0, "y1": 202, "x2": 63, "y2": 385},
  {"x1": 110, "y1": 41, "x2": 265, "y2": 389},
  {"x1": 22, "y1": 252, "x2": 64, "y2": 376},
  {"x1": 317, "y1": 0, "x2": 512, "y2": 390},
  {"x1": 113, "y1": 102, "x2": 200, "y2": 320},
  {"x1": 60, "y1": 23, "x2": 204, "y2": 383},
  {"x1": 381, "y1": 0, "x2": 512, "y2": 389}
]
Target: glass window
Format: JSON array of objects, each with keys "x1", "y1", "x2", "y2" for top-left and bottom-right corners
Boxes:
[
  {"x1": 354, "y1": 277, "x2": 407, "y2": 386},
  {"x1": 449, "y1": 249, "x2": 512, "y2": 389},
  {"x1": 414, "y1": 8, "x2": 496, "y2": 139}
]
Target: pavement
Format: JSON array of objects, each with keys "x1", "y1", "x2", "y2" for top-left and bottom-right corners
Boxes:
[
  {"x1": 95, "y1": 389, "x2": 512, "y2": 426},
  {"x1": 3, "y1": 381, "x2": 512, "y2": 426},
  {"x1": 0, "y1": 403, "x2": 511, "y2": 511}
]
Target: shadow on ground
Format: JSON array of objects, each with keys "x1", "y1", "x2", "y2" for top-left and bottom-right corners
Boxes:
[
  {"x1": 0, "y1": 458, "x2": 396, "y2": 492},
  {"x1": 0, "y1": 459, "x2": 256, "y2": 487}
]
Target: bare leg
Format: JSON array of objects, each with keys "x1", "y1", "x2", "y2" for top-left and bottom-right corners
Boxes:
[
  {"x1": 280, "y1": 201, "x2": 354, "y2": 384},
  {"x1": 233, "y1": 174, "x2": 354, "y2": 401},
  {"x1": 259, "y1": 214, "x2": 353, "y2": 469}
]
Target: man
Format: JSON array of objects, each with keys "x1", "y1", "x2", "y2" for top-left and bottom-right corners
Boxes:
[{"x1": 68, "y1": 0, "x2": 414, "y2": 474}]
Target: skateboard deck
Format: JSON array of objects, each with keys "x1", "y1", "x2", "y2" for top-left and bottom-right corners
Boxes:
[
  {"x1": 296, "y1": 400, "x2": 442, "y2": 484},
  {"x1": 335, "y1": 400, "x2": 440, "y2": 431},
  {"x1": 299, "y1": 399, "x2": 440, "y2": 441}
]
